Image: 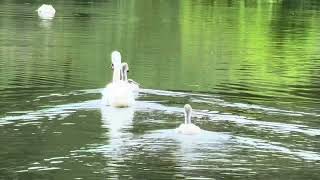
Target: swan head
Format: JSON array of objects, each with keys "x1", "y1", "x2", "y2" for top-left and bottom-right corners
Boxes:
[
  {"x1": 184, "y1": 104, "x2": 192, "y2": 124},
  {"x1": 122, "y1": 63, "x2": 129, "y2": 72},
  {"x1": 111, "y1": 51, "x2": 122, "y2": 69}
]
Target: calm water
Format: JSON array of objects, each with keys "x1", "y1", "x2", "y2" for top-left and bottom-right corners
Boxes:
[{"x1": 1, "y1": 0, "x2": 320, "y2": 179}]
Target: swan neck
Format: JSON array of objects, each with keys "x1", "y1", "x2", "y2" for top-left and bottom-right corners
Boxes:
[
  {"x1": 120, "y1": 68, "x2": 124, "y2": 81},
  {"x1": 112, "y1": 67, "x2": 121, "y2": 82},
  {"x1": 122, "y1": 69, "x2": 128, "y2": 81},
  {"x1": 185, "y1": 110, "x2": 192, "y2": 124}
]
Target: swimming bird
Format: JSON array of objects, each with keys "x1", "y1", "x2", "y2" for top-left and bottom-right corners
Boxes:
[
  {"x1": 36, "y1": 4, "x2": 56, "y2": 20},
  {"x1": 101, "y1": 51, "x2": 135, "y2": 107},
  {"x1": 176, "y1": 104, "x2": 201, "y2": 134}
]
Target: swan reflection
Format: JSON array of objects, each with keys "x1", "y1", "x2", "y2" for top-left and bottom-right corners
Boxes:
[{"x1": 100, "y1": 106, "x2": 135, "y2": 149}]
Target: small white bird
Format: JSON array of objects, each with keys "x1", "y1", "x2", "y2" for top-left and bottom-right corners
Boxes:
[
  {"x1": 176, "y1": 104, "x2": 201, "y2": 135},
  {"x1": 36, "y1": 4, "x2": 56, "y2": 20},
  {"x1": 101, "y1": 51, "x2": 135, "y2": 108}
]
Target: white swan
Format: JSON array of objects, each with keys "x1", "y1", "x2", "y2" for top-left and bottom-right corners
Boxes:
[
  {"x1": 176, "y1": 104, "x2": 201, "y2": 135},
  {"x1": 36, "y1": 4, "x2": 56, "y2": 20},
  {"x1": 101, "y1": 51, "x2": 135, "y2": 107},
  {"x1": 121, "y1": 63, "x2": 140, "y2": 95}
]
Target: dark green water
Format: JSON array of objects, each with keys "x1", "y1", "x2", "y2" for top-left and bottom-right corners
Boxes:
[{"x1": 1, "y1": 0, "x2": 320, "y2": 179}]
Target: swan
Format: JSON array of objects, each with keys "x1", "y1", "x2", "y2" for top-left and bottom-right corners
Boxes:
[
  {"x1": 121, "y1": 63, "x2": 140, "y2": 95},
  {"x1": 176, "y1": 104, "x2": 201, "y2": 135},
  {"x1": 101, "y1": 51, "x2": 135, "y2": 107},
  {"x1": 36, "y1": 4, "x2": 56, "y2": 20}
]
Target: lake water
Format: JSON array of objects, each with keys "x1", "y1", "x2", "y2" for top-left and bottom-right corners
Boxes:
[{"x1": 1, "y1": 0, "x2": 320, "y2": 179}]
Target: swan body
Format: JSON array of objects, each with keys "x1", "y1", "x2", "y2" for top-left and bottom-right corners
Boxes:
[
  {"x1": 37, "y1": 4, "x2": 56, "y2": 20},
  {"x1": 102, "y1": 81, "x2": 135, "y2": 107},
  {"x1": 176, "y1": 123, "x2": 201, "y2": 135},
  {"x1": 176, "y1": 104, "x2": 201, "y2": 135},
  {"x1": 101, "y1": 51, "x2": 135, "y2": 107}
]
